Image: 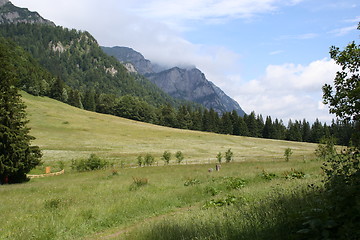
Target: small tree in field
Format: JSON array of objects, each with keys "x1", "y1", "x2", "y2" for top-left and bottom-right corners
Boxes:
[
  {"x1": 284, "y1": 148, "x2": 293, "y2": 162},
  {"x1": 175, "y1": 151, "x2": 184, "y2": 164},
  {"x1": 162, "y1": 151, "x2": 171, "y2": 165},
  {"x1": 144, "y1": 153, "x2": 155, "y2": 166},
  {"x1": 216, "y1": 152, "x2": 223, "y2": 163},
  {"x1": 137, "y1": 155, "x2": 143, "y2": 167},
  {"x1": 225, "y1": 149, "x2": 233, "y2": 163},
  {"x1": 0, "y1": 42, "x2": 42, "y2": 184}
]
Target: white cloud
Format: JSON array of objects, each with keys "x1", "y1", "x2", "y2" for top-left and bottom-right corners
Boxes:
[
  {"x1": 344, "y1": 15, "x2": 360, "y2": 23},
  {"x1": 230, "y1": 59, "x2": 340, "y2": 123},
  {"x1": 329, "y1": 25, "x2": 358, "y2": 36}
]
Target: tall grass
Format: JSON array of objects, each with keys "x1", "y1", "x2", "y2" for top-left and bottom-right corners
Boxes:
[
  {"x1": 0, "y1": 161, "x2": 323, "y2": 239},
  {"x1": 125, "y1": 182, "x2": 323, "y2": 240}
]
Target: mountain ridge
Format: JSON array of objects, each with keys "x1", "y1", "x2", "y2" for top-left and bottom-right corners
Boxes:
[
  {"x1": 102, "y1": 46, "x2": 246, "y2": 116},
  {"x1": 0, "y1": 0, "x2": 54, "y2": 25}
]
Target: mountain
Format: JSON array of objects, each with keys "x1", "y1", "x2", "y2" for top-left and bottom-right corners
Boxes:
[
  {"x1": 0, "y1": 0, "x2": 54, "y2": 25},
  {"x1": 101, "y1": 46, "x2": 154, "y2": 75},
  {"x1": 103, "y1": 46, "x2": 246, "y2": 116},
  {"x1": 146, "y1": 67, "x2": 245, "y2": 116}
]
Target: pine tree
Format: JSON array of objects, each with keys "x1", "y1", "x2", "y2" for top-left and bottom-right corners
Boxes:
[{"x1": 0, "y1": 43, "x2": 42, "y2": 184}]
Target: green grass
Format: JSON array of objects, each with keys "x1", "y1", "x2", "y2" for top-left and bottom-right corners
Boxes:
[
  {"x1": 22, "y1": 92, "x2": 318, "y2": 168},
  {"x1": 0, "y1": 93, "x2": 325, "y2": 239},
  {"x1": 0, "y1": 161, "x2": 323, "y2": 240}
]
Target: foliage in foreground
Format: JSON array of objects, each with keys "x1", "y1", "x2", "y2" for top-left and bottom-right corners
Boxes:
[
  {"x1": 128, "y1": 186, "x2": 320, "y2": 240},
  {"x1": 299, "y1": 148, "x2": 360, "y2": 239}
]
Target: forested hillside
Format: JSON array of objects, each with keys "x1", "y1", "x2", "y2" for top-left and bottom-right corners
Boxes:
[{"x1": 0, "y1": 23, "x2": 179, "y2": 108}]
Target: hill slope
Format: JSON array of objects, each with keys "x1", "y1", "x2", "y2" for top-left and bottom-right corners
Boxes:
[{"x1": 22, "y1": 92, "x2": 317, "y2": 164}]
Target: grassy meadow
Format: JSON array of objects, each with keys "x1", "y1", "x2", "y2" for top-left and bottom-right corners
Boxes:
[
  {"x1": 21, "y1": 92, "x2": 317, "y2": 168},
  {"x1": 0, "y1": 93, "x2": 326, "y2": 239}
]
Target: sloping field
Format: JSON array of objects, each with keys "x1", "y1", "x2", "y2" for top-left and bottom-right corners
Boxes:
[
  {"x1": 0, "y1": 93, "x2": 324, "y2": 240},
  {"x1": 22, "y1": 92, "x2": 318, "y2": 165}
]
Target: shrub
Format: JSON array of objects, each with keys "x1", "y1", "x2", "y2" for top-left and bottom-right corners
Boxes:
[
  {"x1": 175, "y1": 151, "x2": 184, "y2": 164},
  {"x1": 223, "y1": 176, "x2": 245, "y2": 190},
  {"x1": 260, "y1": 170, "x2": 277, "y2": 181},
  {"x1": 144, "y1": 153, "x2": 155, "y2": 166},
  {"x1": 205, "y1": 186, "x2": 220, "y2": 196},
  {"x1": 298, "y1": 148, "x2": 360, "y2": 239},
  {"x1": 57, "y1": 160, "x2": 65, "y2": 170},
  {"x1": 283, "y1": 168, "x2": 305, "y2": 179},
  {"x1": 137, "y1": 155, "x2": 143, "y2": 167},
  {"x1": 225, "y1": 149, "x2": 233, "y2": 163},
  {"x1": 162, "y1": 151, "x2": 171, "y2": 165},
  {"x1": 71, "y1": 154, "x2": 108, "y2": 172},
  {"x1": 216, "y1": 152, "x2": 222, "y2": 163},
  {"x1": 315, "y1": 137, "x2": 337, "y2": 161},
  {"x1": 284, "y1": 148, "x2": 293, "y2": 162},
  {"x1": 184, "y1": 178, "x2": 200, "y2": 186}
]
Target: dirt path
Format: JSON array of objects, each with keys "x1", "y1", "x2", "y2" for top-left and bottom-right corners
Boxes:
[{"x1": 86, "y1": 206, "x2": 195, "y2": 240}]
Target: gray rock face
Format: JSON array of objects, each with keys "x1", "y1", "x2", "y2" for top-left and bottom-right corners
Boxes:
[
  {"x1": 0, "y1": 1, "x2": 55, "y2": 26},
  {"x1": 101, "y1": 46, "x2": 154, "y2": 75},
  {"x1": 0, "y1": 0, "x2": 9, "y2": 7},
  {"x1": 146, "y1": 67, "x2": 245, "y2": 116},
  {"x1": 102, "y1": 46, "x2": 245, "y2": 116}
]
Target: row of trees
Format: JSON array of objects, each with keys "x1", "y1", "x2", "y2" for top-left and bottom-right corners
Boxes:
[
  {"x1": 99, "y1": 96, "x2": 353, "y2": 145},
  {"x1": 55, "y1": 87, "x2": 353, "y2": 146}
]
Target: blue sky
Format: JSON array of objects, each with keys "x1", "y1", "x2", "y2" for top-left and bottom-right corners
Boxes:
[{"x1": 11, "y1": 0, "x2": 360, "y2": 123}]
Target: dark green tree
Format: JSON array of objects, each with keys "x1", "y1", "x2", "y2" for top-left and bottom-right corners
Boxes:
[
  {"x1": 287, "y1": 120, "x2": 302, "y2": 142},
  {"x1": 49, "y1": 77, "x2": 66, "y2": 102},
  {"x1": 310, "y1": 119, "x2": 325, "y2": 143},
  {"x1": 82, "y1": 89, "x2": 96, "y2": 111},
  {"x1": 220, "y1": 112, "x2": 233, "y2": 134},
  {"x1": 262, "y1": 116, "x2": 276, "y2": 139},
  {"x1": 323, "y1": 23, "x2": 360, "y2": 147},
  {"x1": 301, "y1": 119, "x2": 311, "y2": 142},
  {"x1": 238, "y1": 116, "x2": 249, "y2": 136},
  {"x1": 245, "y1": 111, "x2": 259, "y2": 137},
  {"x1": 159, "y1": 104, "x2": 177, "y2": 127},
  {"x1": 176, "y1": 105, "x2": 192, "y2": 129},
  {"x1": 0, "y1": 44, "x2": 42, "y2": 184},
  {"x1": 230, "y1": 110, "x2": 241, "y2": 135}
]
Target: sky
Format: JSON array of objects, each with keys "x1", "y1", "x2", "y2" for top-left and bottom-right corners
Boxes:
[{"x1": 11, "y1": 0, "x2": 360, "y2": 123}]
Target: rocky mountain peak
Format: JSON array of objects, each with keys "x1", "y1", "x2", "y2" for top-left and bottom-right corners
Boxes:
[{"x1": 0, "y1": 0, "x2": 55, "y2": 26}]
